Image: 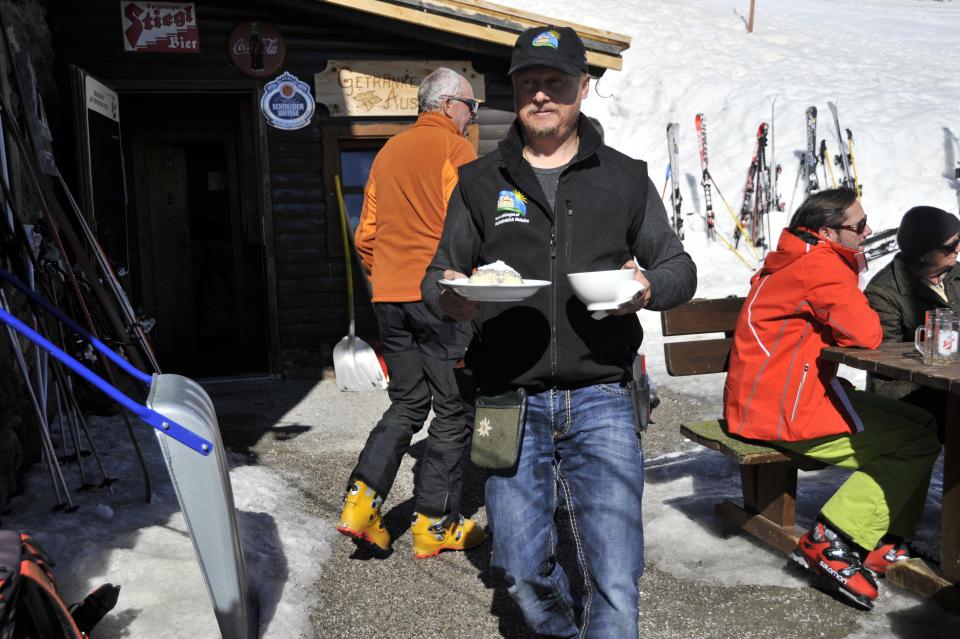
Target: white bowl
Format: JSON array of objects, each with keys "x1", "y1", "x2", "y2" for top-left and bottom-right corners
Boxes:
[{"x1": 567, "y1": 269, "x2": 644, "y2": 310}]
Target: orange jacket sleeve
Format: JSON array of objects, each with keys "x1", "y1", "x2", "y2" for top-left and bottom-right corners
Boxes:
[{"x1": 354, "y1": 164, "x2": 378, "y2": 274}]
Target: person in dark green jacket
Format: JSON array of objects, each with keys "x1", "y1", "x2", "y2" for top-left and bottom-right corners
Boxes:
[{"x1": 864, "y1": 205, "x2": 960, "y2": 435}]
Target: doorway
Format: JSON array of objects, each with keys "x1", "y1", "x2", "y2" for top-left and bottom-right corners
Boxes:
[{"x1": 123, "y1": 94, "x2": 270, "y2": 377}]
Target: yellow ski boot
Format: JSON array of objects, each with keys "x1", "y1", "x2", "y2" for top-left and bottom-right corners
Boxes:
[
  {"x1": 337, "y1": 480, "x2": 390, "y2": 552},
  {"x1": 410, "y1": 513, "x2": 486, "y2": 559}
]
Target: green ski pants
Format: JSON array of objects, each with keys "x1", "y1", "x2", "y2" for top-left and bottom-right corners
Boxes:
[{"x1": 777, "y1": 390, "x2": 941, "y2": 550}]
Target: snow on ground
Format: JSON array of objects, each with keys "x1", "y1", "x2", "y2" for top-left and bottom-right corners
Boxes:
[
  {"x1": 5, "y1": 415, "x2": 328, "y2": 638},
  {"x1": 4, "y1": 1, "x2": 960, "y2": 636}
]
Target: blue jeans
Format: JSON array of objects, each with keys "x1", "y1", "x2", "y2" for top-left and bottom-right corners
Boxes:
[{"x1": 485, "y1": 384, "x2": 645, "y2": 638}]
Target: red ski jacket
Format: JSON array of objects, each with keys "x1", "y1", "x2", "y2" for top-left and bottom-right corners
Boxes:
[{"x1": 723, "y1": 228, "x2": 881, "y2": 442}]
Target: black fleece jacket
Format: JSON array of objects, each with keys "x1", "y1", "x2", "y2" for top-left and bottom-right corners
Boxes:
[{"x1": 422, "y1": 115, "x2": 697, "y2": 391}]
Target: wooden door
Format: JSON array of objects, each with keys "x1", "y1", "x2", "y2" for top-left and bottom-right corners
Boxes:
[{"x1": 138, "y1": 144, "x2": 196, "y2": 359}]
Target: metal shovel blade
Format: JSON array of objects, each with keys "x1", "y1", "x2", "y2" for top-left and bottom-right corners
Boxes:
[
  {"x1": 148, "y1": 374, "x2": 256, "y2": 639},
  {"x1": 333, "y1": 334, "x2": 388, "y2": 391}
]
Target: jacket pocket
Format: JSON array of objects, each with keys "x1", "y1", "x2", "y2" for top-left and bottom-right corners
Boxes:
[
  {"x1": 564, "y1": 199, "x2": 574, "y2": 260},
  {"x1": 790, "y1": 363, "x2": 810, "y2": 422}
]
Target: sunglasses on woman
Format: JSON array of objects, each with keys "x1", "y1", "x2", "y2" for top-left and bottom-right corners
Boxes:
[{"x1": 937, "y1": 236, "x2": 960, "y2": 254}]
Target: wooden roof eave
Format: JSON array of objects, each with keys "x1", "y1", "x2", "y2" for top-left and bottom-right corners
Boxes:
[{"x1": 313, "y1": 0, "x2": 630, "y2": 72}]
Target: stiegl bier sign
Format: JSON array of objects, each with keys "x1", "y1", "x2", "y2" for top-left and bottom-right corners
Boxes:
[{"x1": 121, "y1": 2, "x2": 199, "y2": 53}]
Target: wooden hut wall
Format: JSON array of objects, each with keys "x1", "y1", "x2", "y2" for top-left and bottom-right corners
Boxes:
[{"x1": 45, "y1": 0, "x2": 515, "y2": 376}]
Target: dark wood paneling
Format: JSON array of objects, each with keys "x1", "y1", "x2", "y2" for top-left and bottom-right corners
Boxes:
[{"x1": 47, "y1": 0, "x2": 514, "y2": 371}]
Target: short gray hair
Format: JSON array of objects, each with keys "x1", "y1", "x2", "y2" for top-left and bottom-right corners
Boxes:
[{"x1": 418, "y1": 67, "x2": 465, "y2": 113}]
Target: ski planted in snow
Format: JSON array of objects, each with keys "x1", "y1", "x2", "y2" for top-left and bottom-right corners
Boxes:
[
  {"x1": 804, "y1": 107, "x2": 820, "y2": 198},
  {"x1": 845, "y1": 128, "x2": 863, "y2": 196},
  {"x1": 666, "y1": 122, "x2": 683, "y2": 240},
  {"x1": 693, "y1": 113, "x2": 758, "y2": 267},
  {"x1": 956, "y1": 161, "x2": 960, "y2": 214},
  {"x1": 827, "y1": 101, "x2": 859, "y2": 194},
  {"x1": 767, "y1": 96, "x2": 783, "y2": 215},
  {"x1": 735, "y1": 123, "x2": 771, "y2": 251},
  {"x1": 694, "y1": 114, "x2": 717, "y2": 241}
]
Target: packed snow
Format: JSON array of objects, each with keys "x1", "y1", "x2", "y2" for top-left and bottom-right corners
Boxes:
[{"x1": 4, "y1": 1, "x2": 960, "y2": 637}]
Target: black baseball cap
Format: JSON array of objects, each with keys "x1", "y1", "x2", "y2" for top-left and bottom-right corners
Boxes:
[{"x1": 509, "y1": 26, "x2": 589, "y2": 77}]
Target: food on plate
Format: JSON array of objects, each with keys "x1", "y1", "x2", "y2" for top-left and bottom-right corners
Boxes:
[{"x1": 468, "y1": 261, "x2": 523, "y2": 285}]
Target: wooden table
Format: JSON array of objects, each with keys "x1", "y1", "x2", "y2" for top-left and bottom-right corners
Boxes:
[{"x1": 822, "y1": 342, "x2": 960, "y2": 607}]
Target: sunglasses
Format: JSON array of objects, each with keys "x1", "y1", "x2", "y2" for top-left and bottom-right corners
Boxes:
[
  {"x1": 937, "y1": 236, "x2": 960, "y2": 254},
  {"x1": 442, "y1": 95, "x2": 480, "y2": 117},
  {"x1": 831, "y1": 215, "x2": 868, "y2": 235}
]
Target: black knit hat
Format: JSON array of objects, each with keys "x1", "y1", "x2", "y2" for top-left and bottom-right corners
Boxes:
[
  {"x1": 509, "y1": 26, "x2": 588, "y2": 77},
  {"x1": 897, "y1": 206, "x2": 960, "y2": 259}
]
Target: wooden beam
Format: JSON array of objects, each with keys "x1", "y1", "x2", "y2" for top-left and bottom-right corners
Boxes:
[
  {"x1": 421, "y1": 0, "x2": 632, "y2": 48},
  {"x1": 315, "y1": 0, "x2": 624, "y2": 70},
  {"x1": 716, "y1": 499, "x2": 804, "y2": 556},
  {"x1": 887, "y1": 560, "x2": 960, "y2": 613}
]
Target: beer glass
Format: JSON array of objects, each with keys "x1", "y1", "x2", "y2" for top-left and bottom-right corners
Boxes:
[{"x1": 915, "y1": 308, "x2": 959, "y2": 366}]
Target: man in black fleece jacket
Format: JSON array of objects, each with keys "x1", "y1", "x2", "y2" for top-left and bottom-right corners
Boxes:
[{"x1": 421, "y1": 26, "x2": 696, "y2": 638}]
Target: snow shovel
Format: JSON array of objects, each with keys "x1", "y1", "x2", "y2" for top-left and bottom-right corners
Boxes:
[
  {"x1": 332, "y1": 175, "x2": 388, "y2": 391},
  {"x1": 0, "y1": 266, "x2": 255, "y2": 639}
]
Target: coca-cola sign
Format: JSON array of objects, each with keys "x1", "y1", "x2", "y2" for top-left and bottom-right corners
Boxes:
[
  {"x1": 228, "y1": 22, "x2": 285, "y2": 78},
  {"x1": 121, "y1": 2, "x2": 199, "y2": 53}
]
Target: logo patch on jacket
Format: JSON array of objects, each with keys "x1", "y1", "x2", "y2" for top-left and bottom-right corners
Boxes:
[
  {"x1": 532, "y1": 30, "x2": 560, "y2": 49},
  {"x1": 495, "y1": 190, "x2": 530, "y2": 226}
]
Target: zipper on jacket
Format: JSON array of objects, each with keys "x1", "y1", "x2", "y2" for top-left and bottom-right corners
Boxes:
[
  {"x1": 790, "y1": 363, "x2": 809, "y2": 422},
  {"x1": 564, "y1": 199, "x2": 573, "y2": 260},
  {"x1": 550, "y1": 225, "x2": 558, "y2": 383}
]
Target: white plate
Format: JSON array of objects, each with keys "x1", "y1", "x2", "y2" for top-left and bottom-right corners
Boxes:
[{"x1": 439, "y1": 278, "x2": 551, "y2": 302}]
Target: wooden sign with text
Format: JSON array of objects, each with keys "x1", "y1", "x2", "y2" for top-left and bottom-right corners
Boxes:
[{"x1": 314, "y1": 61, "x2": 485, "y2": 117}]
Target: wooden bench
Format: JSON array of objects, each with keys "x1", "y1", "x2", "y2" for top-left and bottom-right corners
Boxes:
[{"x1": 662, "y1": 297, "x2": 825, "y2": 555}]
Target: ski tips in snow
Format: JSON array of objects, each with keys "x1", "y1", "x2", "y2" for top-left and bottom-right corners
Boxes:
[{"x1": 665, "y1": 122, "x2": 684, "y2": 240}]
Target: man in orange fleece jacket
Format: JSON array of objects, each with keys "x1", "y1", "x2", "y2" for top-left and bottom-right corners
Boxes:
[{"x1": 337, "y1": 67, "x2": 486, "y2": 558}]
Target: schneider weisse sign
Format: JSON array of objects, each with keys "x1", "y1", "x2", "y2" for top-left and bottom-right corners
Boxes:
[{"x1": 121, "y1": 2, "x2": 199, "y2": 53}]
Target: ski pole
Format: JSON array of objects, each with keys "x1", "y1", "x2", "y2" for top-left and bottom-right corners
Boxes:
[
  {"x1": 0, "y1": 266, "x2": 151, "y2": 384},
  {"x1": 1, "y1": 289, "x2": 74, "y2": 509},
  {"x1": 688, "y1": 209, "x2": 756, "y2": 270},
  {"x1": 820, "y1": 140, "x2": 837, "y2": 188},
  {"x1": 0, "y1": 118, "x2": 154, "y2": 501},
  {"x1": 787, "y1": 157, "x2": 803, "y2": 215},
  {"x1": 715, "y1": 228, "x2": 756, "y2": 270},
  {"x1": 0, "y1": 271, "x2": 213, "y2": 455},
  {"x1": 708, "y1": 174, "x2": 762, "y2": 261},
  {"x1": 846, "y1": 129, "x2": 862, "y2": 197}
]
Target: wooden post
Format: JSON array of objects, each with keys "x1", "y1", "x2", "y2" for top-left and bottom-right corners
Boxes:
[{"x1": 748, "y1": 0, "x2": 756, "y2": 33}]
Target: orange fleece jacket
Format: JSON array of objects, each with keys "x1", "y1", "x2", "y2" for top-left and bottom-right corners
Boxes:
[{"x1": 354, "y1": 112, "x2": 477, "y2": 302}]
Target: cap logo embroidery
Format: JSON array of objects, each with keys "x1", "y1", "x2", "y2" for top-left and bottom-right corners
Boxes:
[{"x1": 531, "y1": 30, "x2": 560, "y2": 49}]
